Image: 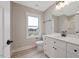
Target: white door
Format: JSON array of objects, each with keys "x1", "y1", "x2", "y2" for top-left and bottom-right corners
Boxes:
[
  {"x1": 3, "y1": 6, "x2": 11, "y2": 57},
  {"x1": 0, "y1": 7, "x2": 11, "y2": 58},
  {"x1": 0, "y1": 8, "x2": 3, "y2": 57}
]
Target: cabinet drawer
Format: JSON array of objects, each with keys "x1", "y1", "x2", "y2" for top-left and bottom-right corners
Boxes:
[
  {"x1": 44, "y1": 37, "x2": 54, "y2": 46},
  {"x1": 67, "y1": 43, "x2": 79, "y2": 57},
  {"x1": 54, "y1": 39, "x2": 66, "y2": 49}
]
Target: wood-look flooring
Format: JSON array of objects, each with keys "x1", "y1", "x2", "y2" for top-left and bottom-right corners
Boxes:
[{"x1": 11, "y1": 47, "x2": 48, "y2": 58}]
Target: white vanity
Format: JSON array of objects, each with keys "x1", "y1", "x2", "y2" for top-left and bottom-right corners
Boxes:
[{"x1": 43, "y1": 33, "x2": 79, "y2": 58}]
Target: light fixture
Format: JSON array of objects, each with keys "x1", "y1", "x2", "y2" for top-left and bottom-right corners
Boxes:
[{"x1": 56, "y1": 1, "x2": 74, "y2": 10}]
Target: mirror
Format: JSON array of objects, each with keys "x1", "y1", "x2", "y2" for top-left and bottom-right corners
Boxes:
[
  {"x1": 52, "y1": 1, "x2": 79, "y2": 35},
  {"x1": 53, "y1": 14, "x2": 79, "y2": 35}
]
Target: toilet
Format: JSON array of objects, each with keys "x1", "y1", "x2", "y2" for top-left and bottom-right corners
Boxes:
[
  {"x1": 35, "y1": 41, "x2": 44, "y2": 50},
  {"x1": 35, "y1": 34, "x2": 44, "y2": 50}
]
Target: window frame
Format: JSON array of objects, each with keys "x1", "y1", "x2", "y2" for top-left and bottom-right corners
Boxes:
[{"x1": 26, "y1": 13, "x2": 41, "y2": 39}]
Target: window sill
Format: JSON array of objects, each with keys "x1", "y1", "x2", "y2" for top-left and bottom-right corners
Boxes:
[{"x1": 27, "y1": 35, "x2": 39, "y2": 39}]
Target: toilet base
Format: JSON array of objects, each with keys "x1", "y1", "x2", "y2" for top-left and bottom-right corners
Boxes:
[{"x1": 36, "y1": 46, "x2": 44, "y2": 51}]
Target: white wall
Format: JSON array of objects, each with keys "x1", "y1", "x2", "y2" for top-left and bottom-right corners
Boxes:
[
  {"x1": 11, "y1": 2, "x2": 44, "y2": 53},
  {"x1": 54, "y1": 16, "x2": 60, "y2": 33},
  {"x1": 74, "y1": 14, "x2": 79, "y2": 32},
  {"x1": 58, "y1": 16, "x2": 68, "y2": 32}
]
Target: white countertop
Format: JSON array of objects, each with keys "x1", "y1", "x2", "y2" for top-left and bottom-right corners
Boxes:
[{"x1": 44, "y1": 33, "x2": 79, "y2": 46}]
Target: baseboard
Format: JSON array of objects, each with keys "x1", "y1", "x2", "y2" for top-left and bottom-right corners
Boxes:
[{"x1": 11, "y1": 44, "x2": 36, "y2": 55}]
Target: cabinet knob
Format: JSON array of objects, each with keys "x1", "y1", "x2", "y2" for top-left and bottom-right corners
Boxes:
[
  {"x1": 54, "y1": 41, "x2": 56, "y2": 43},
  {"x1": 53, "y1": 47, "x2": 54, "y2": 48},
  {"x1": 74, "y1": 49, "x2": 77, "y2": 52},
  {"x1": 54, "y1": 47, "x2": 57, "y2": 50},
  {"x1": 53, "y1": 46, "x2": 57, "y2": 50}
]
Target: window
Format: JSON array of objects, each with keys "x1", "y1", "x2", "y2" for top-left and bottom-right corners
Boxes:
[{"x1": 27, "y1": 16, "x2": 39, "y2": 37}]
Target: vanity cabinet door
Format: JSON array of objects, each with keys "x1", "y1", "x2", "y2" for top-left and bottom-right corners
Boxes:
[
  {"x1": 54, "y1": 46, "x2": 66, "y2": 58},
  {"x1": 43, "y1": 36, "x2": 55, "y2": 57},
  {"x1": 67, "y1": 52, "x2": 79, "y2": 58},
  {"x1": 0, "y1": 56, "x2": 2, "y2": 58},
  {"x1": 67, "y1": 43, "x2": 79, "y2": 58},
  {"x1": 53, "y1": 39, "x2": 66, "y2": 58},
  {"x1": 43, "y1": 36, "x2": 66, "y2": 58},
  {"x1": 44, "y1": 44, "x2": 52, "y2": 57},
  {"x1": 54, "y1": 39, "x2": 66, "y2": 49}
]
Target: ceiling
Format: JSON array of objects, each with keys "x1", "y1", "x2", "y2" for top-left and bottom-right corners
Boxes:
[
  {"x1": 14, "y1": 1, "x2": 56, "y2": 12},
  {"x1": 53, "y1": 1, "x2": 79, "y2": 16}
]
